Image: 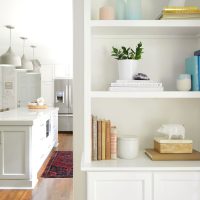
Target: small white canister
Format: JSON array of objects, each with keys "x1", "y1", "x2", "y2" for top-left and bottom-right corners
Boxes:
[
  {"x1": 176, "y1": 74, "x2": 191, "y2": 91},
  {"x1": 117, "y1": 135, "x2": 139, "y2": 159}
]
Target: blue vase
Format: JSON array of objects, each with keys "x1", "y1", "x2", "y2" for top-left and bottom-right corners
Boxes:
[
  {"x1": 125, "y1": 0, "x2": 142, "y2": 20},
  {"x1": 115, "y1": 0, "x2": 126, "y2": 20}
]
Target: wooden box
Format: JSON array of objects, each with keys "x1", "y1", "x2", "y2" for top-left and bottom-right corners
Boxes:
[{"x1": 154, "y1": 137, "x2": 193, "y2": 153}]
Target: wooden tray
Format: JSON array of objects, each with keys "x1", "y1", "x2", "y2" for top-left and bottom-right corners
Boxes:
[
  {"x1": 27, "y1": 104, "x2": 48, "y2": 109},
  {"x1": 145, "y1": 149, "x2": 200, "y2": 161}
]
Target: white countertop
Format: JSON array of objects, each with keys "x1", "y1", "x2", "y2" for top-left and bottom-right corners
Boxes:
[{"x1": 0, "y1": 107, "x2": 59, "y2": 126}]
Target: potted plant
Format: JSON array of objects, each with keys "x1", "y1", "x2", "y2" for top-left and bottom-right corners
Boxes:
[{"x1": 111, "y1": 42, "x2": 143, "y2": 80}]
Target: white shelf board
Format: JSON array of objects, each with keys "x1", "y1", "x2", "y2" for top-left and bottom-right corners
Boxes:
[
  {"x1": 81, "y1": 151, "x2": 200, "y2": 172},
  {"x1": 91, "y1": 91, "x2": 200, "y2": 99},
  {"x1": 91, "y1": 20, "x2": 200, "y2": 36}
]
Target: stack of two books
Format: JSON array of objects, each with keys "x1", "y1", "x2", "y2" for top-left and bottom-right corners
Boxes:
[
  {"x1": 108, "y1": 80, "x2": 164, "y2": 92},
  {"x1": 158, "y1": 6, "x2": 200, "y2": 20},
  {"x1": 91, "y1": 116, "x2": 117, "y2": 161}
]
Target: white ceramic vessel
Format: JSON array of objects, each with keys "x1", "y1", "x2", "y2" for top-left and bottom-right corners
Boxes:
[
  {"x1": 117, "y1": 60, "x2": 138, "y2": 80},
  {"x1": 117, "y1": 135, "x2": 139, "y2": 159}
]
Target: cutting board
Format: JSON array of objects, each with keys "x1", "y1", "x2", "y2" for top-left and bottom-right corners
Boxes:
[
  {"x1": 145, "y1": 149, "x2": 200, "y2": 161},
  {"x1": 27, "y1": 105, "x2": 48, "y2": 109}
]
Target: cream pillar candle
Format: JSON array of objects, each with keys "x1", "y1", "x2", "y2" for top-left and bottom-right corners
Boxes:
[{"x1": 99, "y1": 6, "x2": 115, "y2": 20}]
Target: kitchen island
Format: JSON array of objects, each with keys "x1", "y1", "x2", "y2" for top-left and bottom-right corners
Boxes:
[{"x1": 0, "y1": 107, "x2": 58, "y2": 189}]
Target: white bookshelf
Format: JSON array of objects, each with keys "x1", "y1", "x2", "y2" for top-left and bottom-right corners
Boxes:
[
  {"x1": 84, "y1": 0, "x2": 200, "y2": 168},
  {"x1": 91, "y1": 20, "x2": 200, "y2": 35},
  {"x1": 82, "y1": 151, "x2": 200, "y2": 171},
  {"x1": 91, "y1": 91, "x2": 200, "y2": 99},
  {"x1": 84, "y1": 1, "x2": 200, "y2": 199}
]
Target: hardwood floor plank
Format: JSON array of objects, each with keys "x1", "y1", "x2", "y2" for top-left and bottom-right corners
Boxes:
[{"x1": 0, "y1": 133, "x2": 73, "y2": 200}]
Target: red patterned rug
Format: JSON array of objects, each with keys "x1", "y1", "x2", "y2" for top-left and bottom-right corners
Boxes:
[{"x1": 41, "y1": 151, "x2": 73, "y2": 178}]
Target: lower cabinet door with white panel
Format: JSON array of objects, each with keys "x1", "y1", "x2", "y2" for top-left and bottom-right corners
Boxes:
[
  {"x1": 154, "y1": 172, "x2": 200, "y2": 200},
  {"x1": 87, "y1": 172, "x2": 152, "y2": 200},
  {"x1": 0, "y1": 126, "x2": 30, "y2": 179}
]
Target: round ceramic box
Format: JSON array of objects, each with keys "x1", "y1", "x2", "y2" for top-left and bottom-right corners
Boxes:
[{"x1": 117, "y1": 135, "x2": 139, "y2": 159}]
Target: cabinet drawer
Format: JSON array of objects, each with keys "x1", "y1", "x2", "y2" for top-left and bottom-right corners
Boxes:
[
  {"x1": 87, "y1": 172, "x2": 152, "y2": 200},
  {"x1": 154, "y1": 172, "x2": 200, "y2": 200}
]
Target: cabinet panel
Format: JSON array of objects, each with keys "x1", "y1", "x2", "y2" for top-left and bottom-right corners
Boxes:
[
  {"x1": 154, "y1": 172, "x2": 200, "y2": 200},
  {"x1": 87, "y1": 172, "x2": 152, "y2": 200},
  {"x1": 0, "y1": 127, "x2": 29, "y2": 179},
  {"x1": 41, "y1": 81, "x2": 54, "y2": 106}
]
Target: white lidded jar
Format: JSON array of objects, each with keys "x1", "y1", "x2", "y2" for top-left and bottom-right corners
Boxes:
[{"x1": 117, "y1": 135, "x2": 139, "y2": 159}]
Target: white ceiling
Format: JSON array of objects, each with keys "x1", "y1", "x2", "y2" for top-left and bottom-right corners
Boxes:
[{"x1": 0, "y1": 0, "x2": 73, "y2": 65}]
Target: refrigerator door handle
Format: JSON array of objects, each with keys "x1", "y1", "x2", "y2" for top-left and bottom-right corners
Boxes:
[
  {"x1": 69, "y1": 84, "x2": 72, "y2": 108},
  {"x1": 66, "y1": 84, "x2": 69, "y2": 109}
]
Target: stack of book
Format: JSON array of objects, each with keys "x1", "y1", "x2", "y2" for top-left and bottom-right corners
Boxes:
[
  {"x1": 108, "y1": 80, "x2": 164, "y2": 92},
  {"x1": 92, "y1": 115, "x2": 117, "y2": 161},
  {"x1": 158, "y1": 6, "x2": 200, "y2": 20},
  {"x1": 145, "y1": 137, "x2": 200, "y2": 161},
  {"x1": 185, "y1": 50, "x2": 200, "y2": 91}
]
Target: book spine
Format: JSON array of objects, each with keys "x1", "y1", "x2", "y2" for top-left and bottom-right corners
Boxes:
[
  {"x1": 97, "y1": 120, "x2": 102, "y2": 160},
  {"x1": 111, "y1": 82, "x2": 163, "y2": 87},
  {"x1": 110, "y1": 127, "x2": 117, "y2": 160},
  {"x1": 105, "y1": 120, "x2": 111, "y2": 160},
  {"x1": 109, "y1": 87, "x2": 164, "y2": 92},
  {"x1": 194, "y1": 50, "x2": 200, "y2": 56},
  {"x1": 198, "y1": 56, "x2": 200, "y2": 90},
  {"x1": 116, "y1": 80, "x2": 160, "y2": 83},
  {"x1": 92, "y1": 116, "x2": 98, "y2": 161},
  {"x1": 163, "y1": 10, "x2": 200, "y2": 14},
  {"x1": 101, "y1": 120, "x2": 106, "y2": 160},
  {"x1": 185, "y1": 56, "x2": 199, "y2": 91},
  {"x1": 164, "y1": 6, "x2": 199, "y2": 11}
]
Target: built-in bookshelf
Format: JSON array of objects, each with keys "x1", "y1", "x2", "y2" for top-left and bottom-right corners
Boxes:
[{"x1": 83, "y1": 0, "x2": 200, "y2": 166}]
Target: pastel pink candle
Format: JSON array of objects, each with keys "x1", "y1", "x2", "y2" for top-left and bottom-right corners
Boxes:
[{"x1": 99, "y1": 6, "x2": 115, "y2": 20}]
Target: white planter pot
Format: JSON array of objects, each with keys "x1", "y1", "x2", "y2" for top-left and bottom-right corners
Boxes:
[
  {"x1": 168, "y1": 0, "x2": 186, "y2": 6},
  {"x1": 118, "y1": 60, "x2": 138, "y2": 80}
]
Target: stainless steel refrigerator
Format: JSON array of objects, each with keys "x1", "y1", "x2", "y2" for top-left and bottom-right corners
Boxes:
[{"x1": 54, "y1": 78, "x2": 73, "y2": 132}]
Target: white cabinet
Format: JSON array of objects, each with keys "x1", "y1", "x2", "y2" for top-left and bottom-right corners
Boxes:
[
  {"x1": 0, "y1": 126, "x2": 30, "y2": 179},
  {"x1": 154, "y1": 172, "x2": 200, "y2": 200},
  {"x1": 87, "y1": 172, "x2": 152, "y2": 200},
  {"x1": 0, "y1": 108, "x2": 58, "y2": 188},
  {"x1": 87, "y1": 171, "x2": 200, "y2": 200},
  {"x1": 17, "y1": 71, "x2": 41, "y2": 107}
]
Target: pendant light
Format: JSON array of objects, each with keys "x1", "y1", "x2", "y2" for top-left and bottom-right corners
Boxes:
[
  {"x1": 0, "y1": 25, "x2": 21, "y2": 66},
  {"x1": 30, "y1": 45, "x2": 41, "y2": 73},
  {"x1": 20, "y1": 37, "x2": 33, "y2": 70}
]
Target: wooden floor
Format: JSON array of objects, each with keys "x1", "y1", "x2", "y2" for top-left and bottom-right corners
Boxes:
[{"x1": 0, "y1": 133, "x2": 73, "y2": 200}]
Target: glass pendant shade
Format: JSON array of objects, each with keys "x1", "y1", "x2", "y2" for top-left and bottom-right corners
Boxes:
[
  {"x1": 30, "y1": 45, "x2": 41, "y2": 73},
  {"x1": 0, "y1": 25, "x2": 21, "y2": 66},
  {"x1": 20, "y1": 37, "x2": 33, "y2": 70}
]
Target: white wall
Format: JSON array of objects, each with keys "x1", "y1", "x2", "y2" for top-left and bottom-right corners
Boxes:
[
  {"x1": 0, "y1": 0, "x2": 73, "y2": 77},
  {"x1": 73, "y1": 0, "x2": 86, "y2": 199}
]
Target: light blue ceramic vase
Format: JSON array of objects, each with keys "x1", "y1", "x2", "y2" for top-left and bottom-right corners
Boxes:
[
  {"x1": 125, "y1": 0, "x2": 142, "y2": 20},
  {"x1": 115, "y1": 0, "x2": 126, "y2": 20}
]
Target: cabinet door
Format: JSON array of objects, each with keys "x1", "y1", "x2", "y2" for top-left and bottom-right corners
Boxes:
[
  {"x1": 0, "y1": 126, "x2": 30, "y2": 179},
  {"x1": 51, "y1": 111, "x2": 58, "y2": 146},
  {"x1": 87, "y1": 172, "x2": 152, "y2": 200},
  {"x1": 154, "y1": 172, "x2": 200, "y2": 200}
]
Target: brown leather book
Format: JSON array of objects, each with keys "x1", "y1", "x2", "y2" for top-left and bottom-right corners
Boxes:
[
  {"x1": 105, "y1": 120, "x2": 111, "y2": 160},
  {"x1": 97, "y1": 120, "x2": 102, "y2": 160},
  {"x1": 145, "y1": 149, "x2": 200, "y2": 161}
]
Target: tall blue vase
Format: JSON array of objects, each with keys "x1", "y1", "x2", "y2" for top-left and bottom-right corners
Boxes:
[
  {"x1": 125, "y1": 0, "x2": 142, "y2": 20},
  {"x1": 115, "y1": 0, "x2": 126, "y2": 20}
]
